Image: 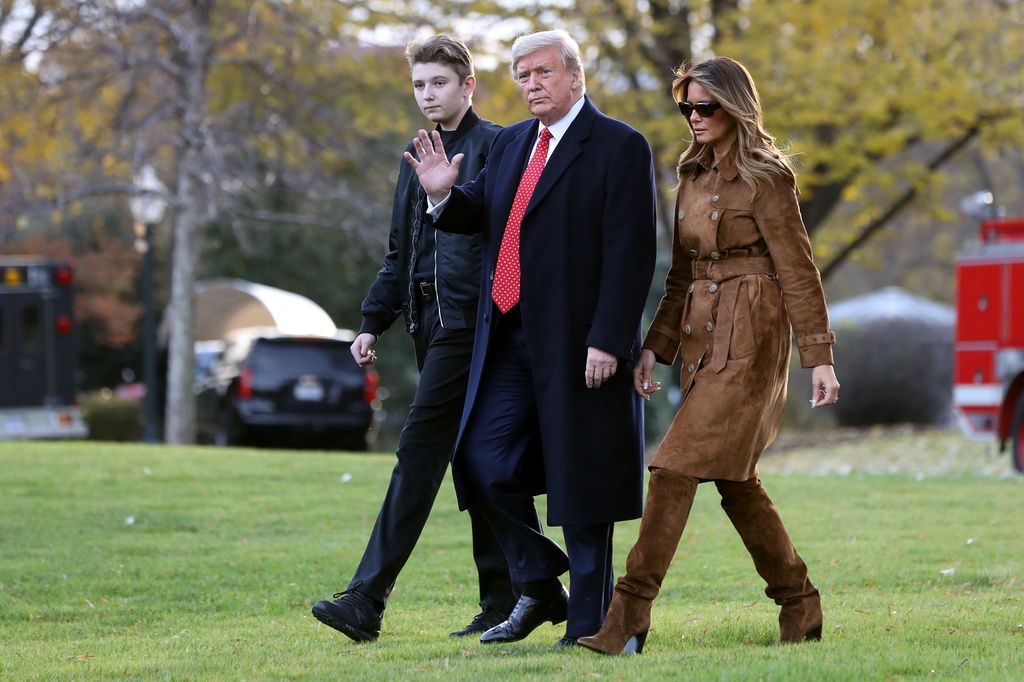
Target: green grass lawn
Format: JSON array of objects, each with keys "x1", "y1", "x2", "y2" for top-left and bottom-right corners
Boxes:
[{"x1": 1, "y1": 434, "x2": 1021, "y2": 680}]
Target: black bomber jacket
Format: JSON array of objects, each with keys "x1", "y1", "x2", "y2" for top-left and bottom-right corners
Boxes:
[{"x1": 359, "y1": 108, "x2": 500, "y2": 337}]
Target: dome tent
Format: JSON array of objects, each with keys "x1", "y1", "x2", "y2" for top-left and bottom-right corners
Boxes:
[{"x1": 159, "y1": 278, "x2": 349, "y2": 344}]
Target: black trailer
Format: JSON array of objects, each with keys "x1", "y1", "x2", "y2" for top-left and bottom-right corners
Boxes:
[{"x1": 0, "y1": 257, "x2": 86, "y2": 439}]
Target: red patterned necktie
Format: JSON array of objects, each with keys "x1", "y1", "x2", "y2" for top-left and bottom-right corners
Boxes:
[{"x1": 491, "y1": 127, "x2": 553, "y2": 313}]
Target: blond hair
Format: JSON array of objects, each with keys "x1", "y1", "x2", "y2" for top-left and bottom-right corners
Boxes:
[{"x1": 673, "y1": 57, "x2": 795, "y2": 196}]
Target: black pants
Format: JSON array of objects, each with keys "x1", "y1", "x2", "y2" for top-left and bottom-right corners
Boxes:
[
  {"x1": 347, "y1": 293, "x2": 515, "y2": 615},
  {"x1": 459, "y1": 309, "x2": 614, "y2": 637}
]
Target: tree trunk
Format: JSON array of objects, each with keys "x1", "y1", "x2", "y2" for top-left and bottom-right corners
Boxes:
[{"x1": 164, "y1": 4, "x2": 211, "y2": 445}]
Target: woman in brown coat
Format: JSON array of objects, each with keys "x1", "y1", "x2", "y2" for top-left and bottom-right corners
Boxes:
[{"x1": 579, "y1": 57, "x2": 840, "y2": 655}]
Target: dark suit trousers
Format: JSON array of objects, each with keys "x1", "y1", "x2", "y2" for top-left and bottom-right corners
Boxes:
[
  {"x1": 459, "y1": 308, "x2": 615, "y2": 637},
  {"x1": 347, "y1": 293, "x2": 515, "y2": 615}
]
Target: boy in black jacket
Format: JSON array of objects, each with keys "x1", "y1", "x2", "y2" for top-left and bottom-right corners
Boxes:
[{"x1": 312, "y1": 35, "x2": 514, "y2": 643}]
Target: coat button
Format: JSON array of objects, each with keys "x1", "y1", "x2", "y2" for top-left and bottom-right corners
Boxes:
[
  {"x1": 687, "y1": 363, "x2": 695, "y2": 373},
  {"x1": 712, "y1": 195, "x2": 719, "y2": 202},
  {"x1": 710, "y1": 251, "x2": 722, "y2": 260},
  {"x1": 688, "y1": 249, "x2": 699, "y2": 258},
  {"x1": 489, "y1": 270, "x2": 494, "y2": 281},
  {"x1": 705, "y1": 321, "x2": 714, "y2": 332},
  {"x1": 677, "y1": 209, "x2": 685, "y2": 221},
  {"x1": 708, "y1": 282, "x2": 719, "y2": 293},
  {"x1": 684, "y1": 324, "x2": 691, "y2": 335},
  {"x1": 710, "y1": 210, "x2": 719, "y2": 221}
]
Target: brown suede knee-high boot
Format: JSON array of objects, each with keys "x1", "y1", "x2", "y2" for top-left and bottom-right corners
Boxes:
[
  {"x1": 578, "y1": 469, "x2": 698, "y2": 655},
  {"x1": 716, "y1": 477, "x2": 822, "y2": 644}
]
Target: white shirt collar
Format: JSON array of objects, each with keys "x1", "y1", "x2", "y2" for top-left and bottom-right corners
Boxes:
[{"x1": 539, "y1": 95, "x2": 586, "y2": 143}]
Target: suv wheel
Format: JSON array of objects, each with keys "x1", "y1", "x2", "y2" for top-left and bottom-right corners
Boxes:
[
  {"x1": 1012, "y1": 396, "x2": 1024, "y2": 473},
  {"x1": 215, "y1": 404, "x2": 245, "y2": 447}
]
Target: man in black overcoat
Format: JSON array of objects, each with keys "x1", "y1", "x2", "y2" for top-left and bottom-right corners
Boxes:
[{"x1": 405, "y1": 29, "x2": 657, "y2": 646}]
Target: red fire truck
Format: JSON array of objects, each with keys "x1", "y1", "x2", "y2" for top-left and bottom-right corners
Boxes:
[
  {"x1": 953, "y1": 218, "x2": 1024, "y2": 471},
  {"x1": 0, "y1": 257, "x2": 87, "y2": 440}
]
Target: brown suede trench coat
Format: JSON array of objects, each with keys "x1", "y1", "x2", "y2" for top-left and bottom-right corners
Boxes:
[{"x1": 643, "y1": 145, "x2": 835, "y2": 481}]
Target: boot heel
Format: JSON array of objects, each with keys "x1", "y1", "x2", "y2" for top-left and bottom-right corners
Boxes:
[
  {"x1": 804, "y1": 624, "x2": 822, "y2": 641},
  {"x1": 623, "y1": 631, "x2": 648, "y2": 654}
]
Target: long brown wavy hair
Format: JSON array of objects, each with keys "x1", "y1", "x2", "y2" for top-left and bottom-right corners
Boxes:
[{"x1": 673, "y1": 57, "x2": 795, "y2": 197}]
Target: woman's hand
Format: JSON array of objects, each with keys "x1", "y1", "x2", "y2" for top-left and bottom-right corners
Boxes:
[
  {"x1": 809, "y1": 364, "x2": 840, "y2": 408},
  {"x1": 633, "y1": 350, "x2": 661, "y2": 400}
]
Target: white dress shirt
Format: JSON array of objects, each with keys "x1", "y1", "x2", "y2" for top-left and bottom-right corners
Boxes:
[{"x1": 427, "y1": 95, "x2": 587, "y2": 215}]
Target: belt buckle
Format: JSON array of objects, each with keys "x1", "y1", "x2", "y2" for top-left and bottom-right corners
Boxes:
[{"x1": 418, "y1": 281, "x2": 435, "y2": 297}]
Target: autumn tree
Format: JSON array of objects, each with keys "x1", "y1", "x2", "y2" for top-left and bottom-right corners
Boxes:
[
  {"x1": 0, "y1": 1, "x2": 430, "y2": 443},
  {"x1": 4, "y1": 0, "x2": 1022, "y2": 445}
]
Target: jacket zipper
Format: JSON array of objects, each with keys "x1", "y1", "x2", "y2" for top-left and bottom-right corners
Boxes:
[{"x1": 434, "y1": 246, "x2": 445, "y2": 329}]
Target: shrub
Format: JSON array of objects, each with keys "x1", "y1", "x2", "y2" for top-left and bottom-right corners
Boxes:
[
  {"x1": 830, "y1": 317, "x2": 953, "y2": 426},
  {"x1": 79, "y1": 390, "x2": 143, "y2": 441}
]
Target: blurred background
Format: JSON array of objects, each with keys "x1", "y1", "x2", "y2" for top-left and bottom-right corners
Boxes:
[{"x1": 1, "y1": 0, "x2": 1022, "y2": 454}]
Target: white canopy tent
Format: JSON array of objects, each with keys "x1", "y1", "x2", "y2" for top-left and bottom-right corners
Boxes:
[{"x1": 159, "y1": 279, "x2": 341, "y2": 345}]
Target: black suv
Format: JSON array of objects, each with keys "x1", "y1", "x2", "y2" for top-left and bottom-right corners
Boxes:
[{"x1": 195, "y1": 330, "x2": 377, "y2": 450}]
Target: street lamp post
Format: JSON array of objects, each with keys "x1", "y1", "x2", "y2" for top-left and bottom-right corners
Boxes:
[{"x1": 130, "y1": 166, "x2": 169, "y2": 444}]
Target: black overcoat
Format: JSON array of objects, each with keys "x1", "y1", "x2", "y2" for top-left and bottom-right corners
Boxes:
[{"x1": 434, "y1": 97, "x2": 657, "y2": 525}]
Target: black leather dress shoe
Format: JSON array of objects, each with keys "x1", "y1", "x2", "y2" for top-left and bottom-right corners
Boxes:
[
  {"x1": 311, "y1": 590, "x2": 383, "y2": 643},
  {"x1": 553, "y1": 635, "x2": 578, "y2": 649},
  {"x1": 479, "y1": 588, "x2": 569, "y2": 644},
  {"x1": 450, "y1": 606, "x2": 509, "y2": 637}
]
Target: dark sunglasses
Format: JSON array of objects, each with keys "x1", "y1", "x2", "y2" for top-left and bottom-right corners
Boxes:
[{"x1": 678, "y1": 101, "x2": 721, "y2": 118}]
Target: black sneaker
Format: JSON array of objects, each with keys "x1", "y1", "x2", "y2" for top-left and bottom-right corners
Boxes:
[
  {"x1": 449, "y1": 606, "x2": 509, "y2": 637},
  {"x1": 311, "y1": 590, "x2": 383, "y2": 642},
  {"x1": 553, "y1": 635, "x2": 578, "y2": 649}
]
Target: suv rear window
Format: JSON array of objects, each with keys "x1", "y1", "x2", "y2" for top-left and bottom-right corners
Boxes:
[{"x1": 248, "y1": 339, "x2": 352, "y2": 374}]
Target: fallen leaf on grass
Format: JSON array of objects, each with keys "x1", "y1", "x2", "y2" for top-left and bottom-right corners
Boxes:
[
  {"x1": 70, "y1": 653, "x2": 94, "y2": 661},
  {"x1": 945, "y1": 627, "x2": 956, "y2": 634}
]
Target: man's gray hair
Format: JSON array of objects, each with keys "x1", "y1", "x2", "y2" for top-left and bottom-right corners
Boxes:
[{"x1": 510, "y1": 30, "x2": 586, "y2": 92}]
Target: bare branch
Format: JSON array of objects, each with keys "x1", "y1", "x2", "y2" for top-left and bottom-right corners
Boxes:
[
  {"x1": 819, "y1": 127, "x2": 979, "y2": 281},
  {"x1": 119, "y1": 5, "x2": 193, "y2": 54}
]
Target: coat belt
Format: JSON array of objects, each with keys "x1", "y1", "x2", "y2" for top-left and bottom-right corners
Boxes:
[
  {"x1": 688, "y1": 256, "x2": 776, "y2": 373},
  {"x1": 691, "y1": 255, "x2": 775, "y2": 281}
]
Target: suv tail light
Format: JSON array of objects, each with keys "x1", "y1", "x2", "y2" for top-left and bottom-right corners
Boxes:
[
  {"x1": 237, "y1": 368, "x2": 254, "y2": 400},
  {"x1": 363, "y1": 369, "x2": 379, "y2": 404}
]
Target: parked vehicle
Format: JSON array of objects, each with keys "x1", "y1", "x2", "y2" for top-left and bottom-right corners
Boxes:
[
  {"x1": 195, "y1": 328, "x2": 378, "y2": 451},
  {"x1": 0, "y1": 257, "x2": 86, "y2": 440},
  {"x1": 952, "y1": 218, "x2": 1024, "y2": 471}
]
